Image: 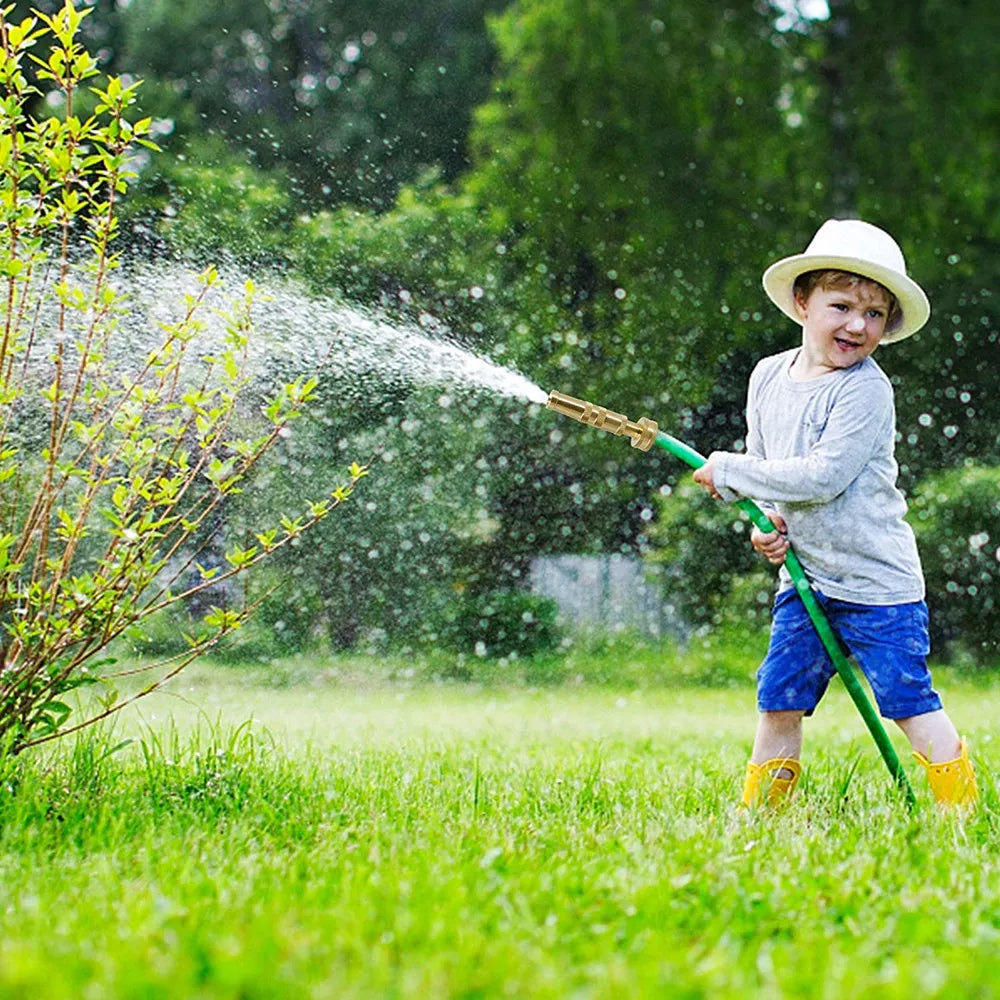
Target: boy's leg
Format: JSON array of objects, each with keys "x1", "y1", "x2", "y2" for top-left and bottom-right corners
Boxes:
[
  {"x1": 747, "y1": 589, "x2": 833, "y2": 810},
  {"x1": 833, "y1": 600, "x2": 977, "y2": 809},
  {"x1": 894, "y1": 709, "x2": 960, "y2": 762},
  {"x1": 897, "y1": 710, "x2": 978, "y2": 809},
  {"x1": 742, "y1": 710, "x2": 804, "y2": 808},
  {"x1": 752, "y1": 709, "x2": 805, "y2": 764}
]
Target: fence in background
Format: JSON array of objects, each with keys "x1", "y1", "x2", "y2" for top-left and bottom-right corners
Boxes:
[{"x1": 529, "y1": 554, "x2": 684, "y2": 638}]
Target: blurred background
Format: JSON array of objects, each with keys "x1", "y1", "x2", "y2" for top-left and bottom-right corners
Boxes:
[{"x1": 14, "y1": 0, "x2": 998, "y2": 669}]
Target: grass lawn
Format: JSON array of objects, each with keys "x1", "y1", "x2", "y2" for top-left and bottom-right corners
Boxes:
[{"x1": 1, "y1": 663, "x2": 998, "y2": 998}]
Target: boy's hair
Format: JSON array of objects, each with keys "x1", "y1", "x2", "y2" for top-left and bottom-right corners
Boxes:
[{"x1": 793, "y1": 269, "x2": 902, "y2": 329}]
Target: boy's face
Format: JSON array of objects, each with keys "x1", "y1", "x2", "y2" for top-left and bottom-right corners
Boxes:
[{"x1": 793, "y1": 278, "x2": 890, "y2": 376}]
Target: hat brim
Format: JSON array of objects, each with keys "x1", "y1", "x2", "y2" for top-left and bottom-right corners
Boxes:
[{"x1": 762, "y1": 253, "x2": 930, "y2": 344}]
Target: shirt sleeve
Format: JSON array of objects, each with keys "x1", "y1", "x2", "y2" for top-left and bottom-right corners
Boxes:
[
  {"x1": 713, "y1": 373, "x2": 894, "y2": 505},
  {"x1": 715, "y1": 362, "x2": 773, "y2": 509},
  {"x1": 744, "y1": 366, "x2": 765, "y2": 461}
]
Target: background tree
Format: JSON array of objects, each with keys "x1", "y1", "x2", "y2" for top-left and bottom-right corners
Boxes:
[
  {"x1": 449, "y1": 0, "x2": 815, "y2": 558},
  {"x1": 10, "y1": 0, "x2": 510, "y2": 207},
  {"x1": 115, "y1": 0, "x2": 509, "y2": 209}
]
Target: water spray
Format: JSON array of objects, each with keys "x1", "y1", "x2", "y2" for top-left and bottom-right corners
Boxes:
[{"x1": 545, "y1": 389, "x2": 916, "y2": 808}]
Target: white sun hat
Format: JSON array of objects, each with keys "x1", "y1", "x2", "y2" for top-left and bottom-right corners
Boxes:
[{"x1": 761, "y1": 218, "x2": 931, "y2": 343}]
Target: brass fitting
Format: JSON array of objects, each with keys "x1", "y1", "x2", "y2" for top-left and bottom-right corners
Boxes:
[{"x1": 545, "y1": 390, "x2": 658, "y2": 451}]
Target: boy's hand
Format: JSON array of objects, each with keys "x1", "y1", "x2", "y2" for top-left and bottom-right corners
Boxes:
[
  {"x1": 692, "y1": 453, "x2": 723, "y2": 499},
  {"x1": 752, "y1": 513, "x2": 789, "y2": 565}
]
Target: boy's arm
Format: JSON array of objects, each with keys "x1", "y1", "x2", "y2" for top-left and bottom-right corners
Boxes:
[
  {"x1": 709, "y1": 375, "x2": 894, "y2": 505},
  {"x1": 691, "y1": 455, "x2": 790, "y2": 562}
]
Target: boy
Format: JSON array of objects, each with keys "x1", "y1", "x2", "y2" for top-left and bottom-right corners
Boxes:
[{"x1": 691, "y1": 218, "x2": 977, "y2": 810}]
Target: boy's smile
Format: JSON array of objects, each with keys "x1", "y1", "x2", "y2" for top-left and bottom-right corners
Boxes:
[{"x1": 790, "y1": 281, "x2": 890, "y2": 380}]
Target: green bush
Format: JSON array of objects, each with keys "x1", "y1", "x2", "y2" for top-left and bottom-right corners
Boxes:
[
  {"x1": 910, "y1": 464, "x2": 1000, "y2": 663},
  {"x1": 207, "y1": 621, "x2": 294, "y2": 665},
  {"x1": 436, "y1": 589, "x2": 563, "y2": 660},
  {"x1": 205, "y1": 569, "x2": 327, "y2": 663},
  {"x1": 127, "y1": 136, "x2": 294, "y2": 263},
  {"x1": 119, "y1": 605, "x2": 194, "y2": 659},
  {"x1": 120, "y1": 586, "x2": 321, "y2": 664},
  {"x1": 647, "y1": 481, "x2": 773, "y2": 630},
  {"x1": 291, "y1": 176, "x2": 485, "y2": 304}
]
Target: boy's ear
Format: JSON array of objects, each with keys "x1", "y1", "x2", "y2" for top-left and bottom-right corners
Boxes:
[{"x1": 792, "y1": 289, "x2": 810, "y2": 320}]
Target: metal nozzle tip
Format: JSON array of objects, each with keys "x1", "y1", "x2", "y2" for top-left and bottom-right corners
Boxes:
[
  {"x1": 546, "y1": 389, "x2": 576, "y2": 406},
  {"x1": 545, "y1": 390, "x2": 587, "y2": 419}
]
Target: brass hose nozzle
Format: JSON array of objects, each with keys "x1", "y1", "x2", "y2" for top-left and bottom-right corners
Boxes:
[{"x1": 545, "y1": 390, "x2": 658, "y2": 452}]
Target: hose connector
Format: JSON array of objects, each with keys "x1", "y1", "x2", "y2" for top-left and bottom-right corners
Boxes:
[{"x1": 545, "y1": 390, "x2": 658, "y2": 451}]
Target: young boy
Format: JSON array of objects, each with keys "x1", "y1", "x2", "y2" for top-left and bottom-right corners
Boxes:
[{"x1": 691, "y1": 218, "x2": 977, "y2": 810}]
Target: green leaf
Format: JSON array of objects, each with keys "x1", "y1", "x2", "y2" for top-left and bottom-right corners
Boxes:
[
  {"x1": 204, "y1": 606, "x2": 242, "y2": 631},
  {"x1": 224, "y1": 545, "x2": 257, "y2": 570},
  {"x1": 195, "y1": 562, "x2": 219, "y2": 581},
  {"x1": 38, "y1": 699, "x2": 72, "y2": 728},
  {"x1": 254, "y1": 528, "x2": 278, "y2": 549}
]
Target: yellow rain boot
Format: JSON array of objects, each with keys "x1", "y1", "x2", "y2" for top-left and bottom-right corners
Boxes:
[
  {"x1": 741, "y1": 758, "x2": 801, "y2": 809},
  {"x1": 914, "y1": 739, "x2": 978, "y2": 810}
]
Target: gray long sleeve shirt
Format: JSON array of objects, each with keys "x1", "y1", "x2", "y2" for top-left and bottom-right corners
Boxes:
[{"x1": 713, "y1": 348, "x2": 925, "y2": 605}]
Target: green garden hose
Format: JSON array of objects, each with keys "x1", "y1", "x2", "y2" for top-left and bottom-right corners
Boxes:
[{"x1": 546, "y1": 390, "x2": 917, "y2": 808}]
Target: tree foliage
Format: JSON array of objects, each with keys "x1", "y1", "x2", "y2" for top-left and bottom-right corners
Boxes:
[
  {"x1": 466, "y1": 1, "x2": 811, "y2": 405},
  {"x1": 110, "y1": 0, "x2": 508, "y2": 209}
]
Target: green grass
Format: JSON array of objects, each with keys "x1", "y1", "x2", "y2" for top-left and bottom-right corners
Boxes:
[
  {"x1": 1, "y1": 667, "x2": 999, "y2": 998},
  {"x1": 161, "y1": 625, "x2": 770, "y2": 690}
]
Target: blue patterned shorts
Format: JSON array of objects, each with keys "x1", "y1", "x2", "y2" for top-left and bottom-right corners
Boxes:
[{"x1": 757, "y1": 588, "x2": 942, "y2": 720}]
